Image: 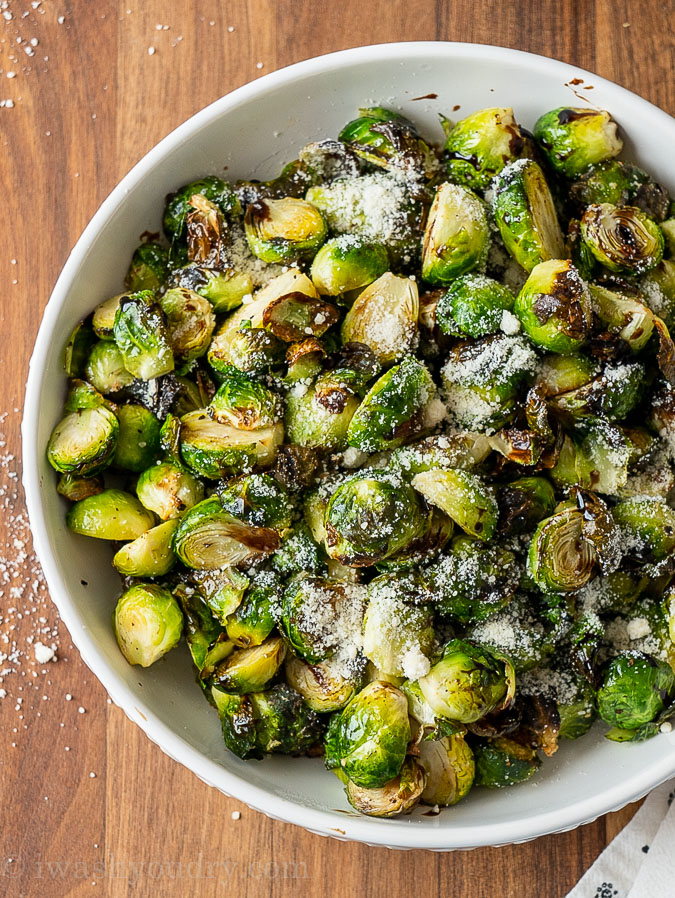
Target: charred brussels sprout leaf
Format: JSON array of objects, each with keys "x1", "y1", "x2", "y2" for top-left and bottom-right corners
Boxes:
[
  {"x1": 262, "y1": 292, "x2": 339, "y2": 342},
  {"x1": 244, "y1": 197, "x2": 327, "y2": 264},
  {"x1": 310, "y1": 235, "x2": 389, "y2": 296},
  {"x1": 497, "y1": 477, "x2": 557, "y2": 536},
  {"x1": 339, "y1": 107, "x2": 435, "y2": 178},
  {"x1": 113, "y1": 292, "x2": 174, "y2": 380},
  {"x1": 515, "y1": 260, "x2": 592, "y2": 354},
  {"x1": 598, "y1": 652, "x2": 675, "y2": 730},
  {"x1": 57, "y1": 473, "x2": 104, "y2": 502},
  {"x1": 533, "y1": 107, "x2": 622, "y2": 178},
  {"x1": 163, "y1": 176, "x2": 240, "y2": 241},
  {"x1": 125, "y1": 242, "x2": 169, "y2": 292},
  {"x1": 66, "y1": 489, "x2": 155, "y2": 540},
  {"x1": 47, "y1": 406, "x2": 119, "y2": 476},
  {"x1": 113, "y1": 583, "x2": 183, "y2": 667},
  {"x1": 421, "y1": 183, "x2": 489, "y2": 285},
  {"x1": 580, "y1": 204, "x2": 664, "y2": 275},
  {"x1": 473, "y1": 737, "x2": 541, "y2": 788},
  {"x1": 436, "y1": 273, "x2": 515, "y2": 338}
]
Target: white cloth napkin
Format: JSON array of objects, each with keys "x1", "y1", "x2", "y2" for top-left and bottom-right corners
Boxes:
[{"x1": 566, "y1": 778, "x2": 675, "y2": 898}]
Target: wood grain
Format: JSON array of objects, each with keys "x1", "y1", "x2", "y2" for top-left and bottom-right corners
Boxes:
[{"x1": 0, "y1": 1, "x2": 671, "y2": 895}]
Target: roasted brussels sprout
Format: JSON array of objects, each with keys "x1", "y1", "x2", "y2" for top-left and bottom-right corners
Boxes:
[
  {"x1": 550, "y1": 422, "x2": 633, "y2": 497},
  {"x1": 284, "y1": 656, "x2": 360, "y2": 712},
  {"x1": 497, "y1": 477, "x2": 557, "y2": 535},
  {"x1": 125, "y1": 242, "x2": 169, "y2": 292},
  {"x1": 589, "y1": 284, "x2": 654, "y2": 352},
  {"x1": 208, "y1": 366, "x2": 281, "y2": 430},
  {"x1": 570, "y1": 160, "x2": 669, "y2": 221},
  {"x1": 112, "y1": 519, "x2": 179, "y2": 578},
  {"x1": 346, "y1": 757, "x2": 426, "y2": 818},
  {"x1": 598, "y1": 651, "x2": 675, "y2": 730},
  {"x1": 324, "y1": 473, "x2": 425, "y2": 566},
  {"x1": 112, "y1": 404, "x2": 160, "y2": 472},
  {"x1": 212, "y1": 636, "x2": 286, "y2": 693},
  {"x1": 414, "y1": 639, "x2": 515, "y2": 724},
  {"x1": 168, "y1": 264, "x2": 253, "y2": 314},
  {"x1": 412, "y1": 469, "x2": 498, "y2": 541},
  {"x1": 84, "y1": 341, "x2": 134, "y2": 394},
  {"x1": 66, "y1": 489, "x2": 155, "y2": 540},
  {"x1": 178, "y1": 409, "x2": 283, "y2": 478},
  {"x1": 218, "y1": 473, "x2": 293, "y2": 535},
  {"x1": 581, "y1": 204, "x2": 664, "y2": 275},
  {"x1": 92, "y1": 294, "x2": 124, "y2": 340},
  {"x1": 527, "y1": 505, "x2": 599, "y2": 594},
  {"x1": 533, "y1": 107, "x2": 622, "y2": 178},
  {"x1": 310, "y1": 235, "x2": 389, "y2": 296},
  {"x1": 113, "y1": 583, "x2": 183, "y2": 667},
  {"x1": 56, "y1": 472, "x2": 104, "y2": 502},
  {"x1": 514, "y1": 259, "x2": 592, "y2": 354},
  {"x1": 418, "y1": 734, "x2": 475, "y2": 806},
  {"x1": 613, "y1": 498, "x2": 675, "y2": 562},
  {"x1": 159, "y1": 288, "x2": 216, "y2": 363},
  {"x1": 491, "y1": 159, "x2": 565, "y2": 272},
  {"x1": 421, "y1": 182, "x2": 489, "y2": 285},
  {"x1": 285, "y1": 377, "x2": 360, "y2": 452},
  {"x1": 113, "y1": 292, "x2": 174, "y2": 380},
  {"x1": 442, "y1": 106, "x2": 531, "y2": 191},
  {"x1": 339, "y1": 106, "x2": 435, "y2": 178},
  {"x1": 326, "y1": 681, "x2": 410, "y2": 788},
  {"x1": 244, "y1": 197, "x2": 327, "y2": 264},
  {"x1": 136, "y1": 461, "x2": 204, "y2": 520},
  {"x1": 341, "y1": 272, "x2": 419, "y2": 365},
  {"x1": 473, "y1": 737, "x2": 541, "y2": 788},
  {"x1": 468, "y1": 593, "x2": 555, "y2": 674},
  {"x1": 47, "y1": 406, "x2": 119, "y2": 476},
  {"x1": 436, "y1": 273, "x2": 515, "y2": 339},
  {"x1": 64, "y1": 321, "x2": 96, "y2": 377},
  {"x1": 163, "y1": 175, "x2": 240, "y2": 241}
]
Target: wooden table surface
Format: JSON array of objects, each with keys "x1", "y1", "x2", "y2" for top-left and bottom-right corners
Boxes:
[{"x1": 0, "y1": 1, "x2": 673, "y2": 895}]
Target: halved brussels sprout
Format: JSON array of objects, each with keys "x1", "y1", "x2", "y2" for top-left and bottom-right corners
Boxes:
[
  {"x1": 112, "y1": 404, "x2": 161, "y2": 472},
  {"x1": 421, "y1": 183, "x2": 489, "y2": 285},
  {"x1": 284, "y1": 656, "x2": 359, "y2": 712},
  {"x1": 497, "y1": 476, "x2": 557, "y2": 535},
  {"x1": 535, "y1": 352, "x2": 598, "y2": 396},
  {"x1": 570, "y1": 160, "x2": 669, "y2": 221},
  {"x1": 244, "y1": 197, "x2": 327, "y2": 263},
  {"x1": 527, "y1": 506, "x2": 598, "y2": 593},
  {"x1": 418, "y1": 734, "x2": 475, "y2": 806},
  {"x1": 534, "y1": 107, "x2": 622, "y2": 177},
  {"x1": 185, "y1": 192, "x2": 228, "y2": 267},
  {"x1": 179, "y1": 410, "x2": 283, "y2": 478},
  {"x1": 473, "y1": 737, "x2": 541, "y2": 788},
  {"x1": 125, "y1": 242, "x2": 169, "y2": 292},
  {"x1": 514, "y1": 259, "x2": 592, "y2": 354},
  {"x1": 589, "y1": 284, "x2": 654, "y2": 352},
  {"x1": 261, "y1": 293, "x2": 339, "y2": 343},
  {"x1": 491, "y1": 159, "x2": 565, "y2": 272},
  {"x1": 285, "y1": 379, "x2": 360, "y2": 452},
  {"x1": 66, "y1": 489, "x2": 156, "y2": 540},
  {"x1": 550, "y1": 423, "x2": 632, "y2": 497},
  {"x1": 412, "y1": 469, "x2": 498, "y2": 541},
  {"x1": 47, "y1": 406, "x2": 119, "y2": 476},
  {"x1": 347, "y1": 357, "x2": 435, "y2": 453},
  {"x1": 613, "y1": 498, "x2": 675, "y2": 562},
  {"x1": 163, "y1": 175, "x2": 240, "y2": 241},
  {"x1": 327, "y1": 680, "x2": 410, "y2": 788},
  {"x1": 92, "y1": 294, "x2": 125, "y2": 340},
  {"x1": 310, "y1": 235, "x2": 389, "y2": 296},
  {"x1": 208, "y1": 324, "x2": 285, "y2": 376},
  {"x1": 159, "y1": 287, "x2": 216, "y2": 363},
  {"x1": 168, "y1": 264, "x2": 254, "y2": 314},
  {"x1": 172, "y1": 497, "x2": 280, "y2": 570},
  {"x1": 112, "y1": 519, "x2": 179, "y2": 578},
  {"x1": 362, "y1": 574, "x2": 435, "y2": 678},
  {"x1": 442, "y1": 107, "x2": 531, "y2": 191},
  {"x1": 414, "y1": 639, "x2": 515, "y2": 724},
  {"x1": 85, "y1": 341, "x2": 134, "y2": 394},
  {"x1": 341, "y1": 272, "x2": 419, "y2": 365},
  {"x1": 218, "y1": 473, "x2": 293, "y2": 535},
  {"x1": 436, "y1": 273, "x2": 515, "y2": 339},
  {"x1": 64, "y1": 321, "x2": 96, "y2": 377},
  {"x1": 325, "y1": 472, "x2": 425, "y2": 566},
  {"x1": 113, "y1": 583, "x2": 183, "y2": 668},
  {"x1": 598, "y1": 651, "x2": 675, "y2": 729},
  {"x1": 346, "y1": 757, "x2": 426, "y2": 818},
  {"x1": 113, "y1": 293, "x2": 174, "y2": 380},
  {"x1": 550, "y1": 360, "x2": 646, "y2": 422},
  {"x1": 57, "y1": 472, "x2": 104, "y2": 502},
  {"x1": 339, "y1": 107, "x2": 435, "y2": 178},
  {"x1": 136, "y1": 461, "x2": 204, "y2": 520},
  {"x1": 208, "y1": 366, "x2": 281, "y2": 430},
  {"x1": 212, "y1": 636, "x2": 286, "y2": 693},
  {"x1": 191, "y1": 567, "x2": 250, "y2": 626},
  {"x1": 390, "y1": 432, "x2": 492, "y2": 477},
  {"x1": 581, "y1": 204, "x2": 664, "y2": 275}
]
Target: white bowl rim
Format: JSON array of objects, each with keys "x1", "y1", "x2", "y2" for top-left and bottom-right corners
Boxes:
[{"x1": 22, "y1": 40, "x2": 675, "y2": 850}]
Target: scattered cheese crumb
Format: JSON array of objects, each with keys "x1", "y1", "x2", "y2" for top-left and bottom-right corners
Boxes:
[
  {"x1": 231, "y1": 810, "x2": 241, "y2": 820},
  {"x1": 33, "y1": 642, "x2": 55, "y2": 663}
]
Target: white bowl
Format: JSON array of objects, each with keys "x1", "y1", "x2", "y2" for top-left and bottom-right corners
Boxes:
[{"x1": 23, "y1": 41, "x2": 675, "y2": 850}]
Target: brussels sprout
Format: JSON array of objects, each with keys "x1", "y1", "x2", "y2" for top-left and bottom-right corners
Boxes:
[
  {"x1": 191, "y1": 567, "x2": 250, "y2": 626},
  {"x1": 125, "y1": 242, "x2": 169, "y2": 292},
  {"x1": 346, "y1": 757, "x2": 426, "y2": 818},
  {"x1": 113, "y1": 583, "x2": 183, "y2": 667},
  {"x1": 262, "y1": 293, "x2": 340, "y2": 344},
  {"x1": 527, "y1": 506, "x2": 598, "y2": 594},
  {"x1": 184, "y1": 192, "x2": 229, "y2": 267},
  {"x1": 208, "y1": 324, "x2": 285, "y2": 376},
  {"x1": 281, "y1": 574, "x2": 367, "y2": 664},
  {"x1": 136, "y1": 461, "x2": 204, "y2": 520},
  {"x1": 589, "y1": 284, "x2": 655, "y2": 352},
  {"x1": 163, "y1": 175, "x2": 240, "y2": 241},
  {"x1": 85, "y1": 341, "x2": 134, "y2": 394},
  {"x1": 111, "y1": 404, "x2": 161, "y2": 472},
  {"x1": 473, "y1": 737, "x2": 541, "y2": 787},
  {"x1": 613, "y1": 498, "x2": 675, "y2": 562},
  {"x1": 598, "y1": 651, "x2": 675, "y2": 729},
  {"x1": 92, "y1": 294, "x2": 125, "y2": 340},
  {"x1": 159, "y1": 288, "x2": 216, "y2": 363},
  {"x1": 414, "y1": 639, "x2": 514, "y2": 724},
  {"x1": 175, "y1": 583, "x2": 233, "y2": 678},
  {"x1": 56, "y1": 472, "x2": 104, "y2": 502},
  {"x1": 426, "y1": 537, "x2": 520, "y2": 624},
  {"x1": 284, "y1": 656, "x2": 359, "y2": 712},
  {"x1": 64, "y1": 321, "x2": 96, "y2": 377},
  {"x1": 168, "y1": 264, "x2": 254, "y2": 314},
  {"x1": 581, "y1": 204, "x2": 664, "y2": 275},
  {"x1": 327, "y1": 680, "x2": 410, "y2": 788},
  {"x1": 347, "y1": 357, "x2": 435, "y2": 453},
  {"x1": 310, "y1": 235, "x2": 389, "y2": 296},
  {"x1": 497, "y1": 477, "x2": 557, "y2": 535},
  {"x1": 533, "y1": 107, "x2": 622, "y2": 178},
  {"x1": 514, "y1": 260, "x2": 592, "y2": 354},
  {"x1": 178, "y1": 410, "x2": 283, "y2": 478},
  {"x1": 324, "y1": 473, "x2": 425, "y2": 566},
  {"x1": 468, "y1": 593, "x2": 555, "y2": 674},
  {"x1": 413, "y1": 469, "x2": 497, "y2": 542},
  {"x1": 441, "y1": 334, "x2": 537, "y2": 433},
  {"x1": 421, "y1": 183, "x2": 489, "y2": 285},
  {"x1": 207, "y1": 366, "x2": 281, "y2": 430},
  {"x1": 63, "y1": 379, "x2": 113, "y2": 413},
  {"x1": 390, "y1": 433, "x2": 492, "y2": 478},
  {"x1": 212, "y1": 636, "x2": 286, "y2": 693},
  {"x1": 570, "y1": 160, "x2": 670, "y2": 221},
  {"x1": 244, "y1": 197, "x2": 327, "y2": 264},
  {"x1": 285, "y1": 380, "x2": 360, "y2": 452},
  {"x1": 550, "y1": 423, "x2": 632, "y2": 497},
  {"x1": 112, "y1": 519, "x2": 179, "y2": 577},
  {"x1": 436, "y1": 273, "x2": 515, "y2": 339},
  {"x1": 113, "y1": 293, "x2": 174, "y2": 380},
  {"x1": 213, "y1": 683, "x2": 322, "y2": 760},
  {"x1": 47, "y1": 406, "x2": 118, "y2": 476},
  {"x1": 218, "y1": 473, "x2": 293, "y2": 535},
  {"x1": 172, "y1": 497, "x2": 280, "y2": 570},
  {"x1": 556, "y1": 678, "x2": 598, "y2": 739},
  {"x1": 418, "y1": 734, "x2": 475, "y2": 806},
  {"x1": 271, "y1": 445, "x2": 321, "y2": 495},
  {"x1": 66, "y1": 489, "x2": 155, "y2": 540},
  {"x1": 551, "y1": 360, "x2": 646, "y2": 422},
  {"x1": 442, "y1": 107, "x2": 531, "y2": 191},
  {"x1": 491, "y1": 159, "x2": 564, "y2": 272},
  {"x1": 339, "y1": 107, "x2": 435, "y2": 178},
  {"x1": 362, "y1": 574, "x2": 435, "y2": 677},
  {"x1": 535, "y1": 352, "x2": 598, "y2": 396},
  {"x1": 341, "y1": 272, "x2": 419, "y2": 365}
]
